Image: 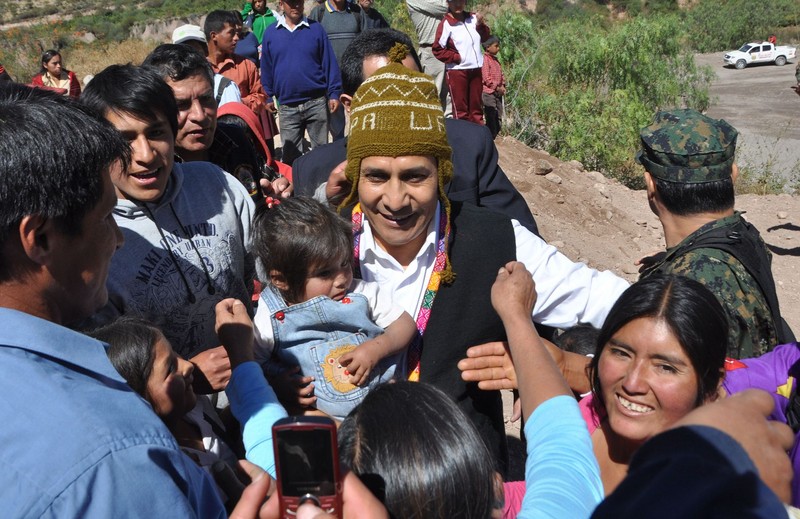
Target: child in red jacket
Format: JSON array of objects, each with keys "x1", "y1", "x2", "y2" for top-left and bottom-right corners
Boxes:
[
  {"x1": 433, "y1": 0, "x2": 489, "y2": 124},
  {"x1": 481, "y1": 35, "x2": 505, "y2": 138}
]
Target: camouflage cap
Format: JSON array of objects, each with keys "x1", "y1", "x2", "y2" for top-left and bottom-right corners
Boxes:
[{"x1": 635, "y1": 109, "x2": 738, "y2": 184}]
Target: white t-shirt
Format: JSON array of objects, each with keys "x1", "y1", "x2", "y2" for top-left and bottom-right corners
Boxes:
[{"x1": 253, "y1": 278, "x2": 405, "y2": 362}]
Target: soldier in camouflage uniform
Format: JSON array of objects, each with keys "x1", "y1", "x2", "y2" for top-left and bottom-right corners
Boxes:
[{"x1": 637, "y1": 109, "x2": 790, "y2": 358}]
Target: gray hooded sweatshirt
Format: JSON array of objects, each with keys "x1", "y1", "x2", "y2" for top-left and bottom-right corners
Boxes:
[{"x1": 96, "y1": 161, "x2": 256, "y2": 359}]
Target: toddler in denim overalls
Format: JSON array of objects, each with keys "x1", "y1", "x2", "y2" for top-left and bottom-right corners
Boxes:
[{"x1": 251, "y1": 197, "x2": 417, "y2": 420}]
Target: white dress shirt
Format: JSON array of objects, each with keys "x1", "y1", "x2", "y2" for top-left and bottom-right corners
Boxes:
[{"x1": 358, "y1": 203, "x2": 629, "y2": 328}]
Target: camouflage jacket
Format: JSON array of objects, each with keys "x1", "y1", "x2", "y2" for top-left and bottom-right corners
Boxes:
[{"x1": 641, "y1": 213, "x2": 778, "y2": 358}]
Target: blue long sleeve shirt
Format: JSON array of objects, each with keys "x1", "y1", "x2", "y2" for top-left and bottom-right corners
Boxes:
[
  {"x1": 0, "y1": 309, "x2": 224, "y2": 518},
  {"x1": 225, "y1": 361, "x2": 288, "y2": 477},
  {"x1": 260, "y1": 16, "x2": 342, "y2": 105},
  {"x1": 520, "y1": 395, "x2": 604, "y2": 519}
]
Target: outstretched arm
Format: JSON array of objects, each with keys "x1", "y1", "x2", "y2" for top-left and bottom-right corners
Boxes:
[
  {"x1": 491, "y1": 262, "x2": 572, "y2": 417},
  {"x1": 216, "y1": 299, "x2": 288, "y2": 476},
  {"x1": 459, "y1": 338, "x2": 592, "y2": 395},
  {"x1": 493, "y1": 262, "x2": 603, "y2": 517}
]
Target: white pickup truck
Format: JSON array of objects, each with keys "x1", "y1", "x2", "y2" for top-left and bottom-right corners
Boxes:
[{"x1": 723, "y1": 42, "x2": 797, "y2": 69}]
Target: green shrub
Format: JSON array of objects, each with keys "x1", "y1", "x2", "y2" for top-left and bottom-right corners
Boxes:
[
  {"x1": 687, "y1": 0, "x2": 798, "y2": 51},
  {"x1": 495, "y1": 13, "x2": 714, "y2": 187}
]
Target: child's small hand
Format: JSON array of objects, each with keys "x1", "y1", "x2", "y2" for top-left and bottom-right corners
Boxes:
[
  {"x1": 215, "y1": 298, "x2": 255, "y2": 368},
  {"x1": 339, "y1": 345, "x2": 380, "y2": 387}
]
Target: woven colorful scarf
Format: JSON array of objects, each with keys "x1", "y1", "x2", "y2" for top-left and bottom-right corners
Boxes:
[{"x1": 351, "y1": 203, "x2": 451, "y2": 381}]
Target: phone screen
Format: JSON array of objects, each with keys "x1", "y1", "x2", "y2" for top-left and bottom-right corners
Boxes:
[{"x1": 275, "y1": 428, "x2": 336, "y2": 497}]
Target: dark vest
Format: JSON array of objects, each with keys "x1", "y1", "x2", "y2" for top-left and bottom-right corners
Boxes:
[
  {"x1": 419, "y1": 202, "x2": 516, "y2": 475},
  {"x1": 649, "y1": 215, "x2": 793, "y2": 344}
]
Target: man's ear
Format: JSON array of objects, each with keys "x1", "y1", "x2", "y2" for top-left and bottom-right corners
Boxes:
[
  {"x1": 643, "y1": 171, "x2": 655, "y2": 194},
  {"x1": 18, "y1": 214, "x2": 52, "y2": 265},
  {"x1": 340, "y1": 94, "x2": 353, "y2": 115},
  {"x1": 731, "y1": 163, "x2": 739, "y2": 184},
  {"x1": 269, "y1": 270, "x2": 289, "y2": 291}
]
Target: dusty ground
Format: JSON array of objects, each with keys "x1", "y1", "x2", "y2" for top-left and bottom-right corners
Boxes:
[{"x1": 694, "y1": 52, "x2": 800, "y2": 183}]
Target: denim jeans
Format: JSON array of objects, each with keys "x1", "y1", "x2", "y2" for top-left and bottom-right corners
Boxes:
[
  {"x1": 278, "y1": 96, "x2": 329, "y2": 165},
  {"x1": 328, "y1": 102, "x2": 345, "y2": 140},
  {"x1": 259, "y1": 285, "x2": 399, "y2": 420}
]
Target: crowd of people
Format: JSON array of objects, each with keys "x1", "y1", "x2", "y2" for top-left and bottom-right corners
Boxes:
[{"x1": 1, "y1": 1, "x2": 799, "y2": 518}]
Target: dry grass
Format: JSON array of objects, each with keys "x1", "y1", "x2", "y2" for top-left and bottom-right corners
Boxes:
[{"x1": 69, "y1": 38, "x2": 159, "y2": 79}]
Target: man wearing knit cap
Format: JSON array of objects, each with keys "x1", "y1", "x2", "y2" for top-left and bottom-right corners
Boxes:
[
  {"x1": 339, "y1": 44, "x2": 629, "y2": 473},
  {"x1": 637, "y1": 109, "x2": 791, "y2": 358}
]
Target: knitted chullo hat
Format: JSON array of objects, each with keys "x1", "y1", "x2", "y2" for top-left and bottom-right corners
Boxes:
[{"x1": 339, "y1": 43, "x2": 455, "y2": 282}]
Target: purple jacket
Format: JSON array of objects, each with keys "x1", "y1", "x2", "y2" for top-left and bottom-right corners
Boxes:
[{"x1": 723, "y1": 342, "x2": 800, "y2": 506}]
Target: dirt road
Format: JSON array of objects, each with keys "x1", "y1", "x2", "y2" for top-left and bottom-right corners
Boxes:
[{"x1": 695, "y1": 52, "x2": 800, "y2": 185}]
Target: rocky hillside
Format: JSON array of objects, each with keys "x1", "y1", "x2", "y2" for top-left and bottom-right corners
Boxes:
[{"x1": 496, "y1": 136, "x2": 800, "y2": 333}]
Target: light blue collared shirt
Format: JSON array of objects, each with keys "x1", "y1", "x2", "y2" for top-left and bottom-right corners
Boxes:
[{"x1": 0, "y1": 308, "x2": 224, "y2": 518}]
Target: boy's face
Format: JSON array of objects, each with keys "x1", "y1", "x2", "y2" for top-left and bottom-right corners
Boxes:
[
  {"x1": 487, "y1": 42, "x2": 500, "y2": 56},
  {"x1": 104, "y1": 110, "x2": 174, "y2": 202},
  {"x1": 212, "y1": 23, "x2": 240, "y2": 55},
  {"x1": 280, "y1": 0, "x2": 304, "y2": 24}
]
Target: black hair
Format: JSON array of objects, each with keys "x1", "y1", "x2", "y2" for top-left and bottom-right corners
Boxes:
[
  {"x1": 340, "y1": 29, "x2": 423, "y2": 96},
  {"x1": 87, "y1": 316, "x2": 162, "y2": 398},
  {"x1": 653, "y1": 176, "x2": 734, "y2": 216},
  {"x1": 142, "y1": 43, "x2": 215, "y2": 87},
  {"x1": 251, "y1": 197, "x2": 352, "y2": 304},
  {"x1": 80, "y1": 64, "x2": 179, "y2": 137},
  {"x1": 339, "y1": 382, "x2": 497, "y2": 519},
  {"x1": 204, "y1": 10, "x2": 240, "y2": 40},
  {"x1": 39, "y1": 49, "x2": 62, "y2": 73},
  {"x1": 0, "y1": 83, "x2": 130, "y2": 279},
  {"x1": 217, "y1": 114, "x2": 247, "y2": 129},
  {"x1": 482, "y1": 35, "x2": 499, "y2": 49},
  {"x1": 589, "y1": 274, "x2": 728, "y2": 409},
  {"x1": 554, "y1": 323, "x2": 599, "y2": 357}
]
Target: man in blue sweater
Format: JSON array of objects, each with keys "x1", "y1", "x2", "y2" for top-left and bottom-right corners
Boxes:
[{"x1": 261, "y1": 0, "x2": 342, "y2": 165}]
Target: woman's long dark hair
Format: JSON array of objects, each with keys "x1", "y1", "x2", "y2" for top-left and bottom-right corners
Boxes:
[
  {"x1": 589, "y1": 274, "x2": 728, "y2": 409},
  {"x1": 339, "y1": 382, "x2": 497, "y2": 519}
]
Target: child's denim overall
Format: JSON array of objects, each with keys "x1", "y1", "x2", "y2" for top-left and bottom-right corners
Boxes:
[{"x1": 259, "y1": 285, "x2": 399, "y2": 419}]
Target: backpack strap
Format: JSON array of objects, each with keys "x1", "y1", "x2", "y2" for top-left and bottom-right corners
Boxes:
[{"x1": 216, "y1": 76, "x2": 233, "y2": 105}]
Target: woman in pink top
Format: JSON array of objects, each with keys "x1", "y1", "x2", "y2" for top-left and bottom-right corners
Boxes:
[{"x1": 464, "y1": 275, "x2": 729, "y2": 516}]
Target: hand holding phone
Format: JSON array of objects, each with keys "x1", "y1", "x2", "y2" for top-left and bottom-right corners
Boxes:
[{"x1": 273, "y1": 416, "x2": 342, "y2": 518}]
